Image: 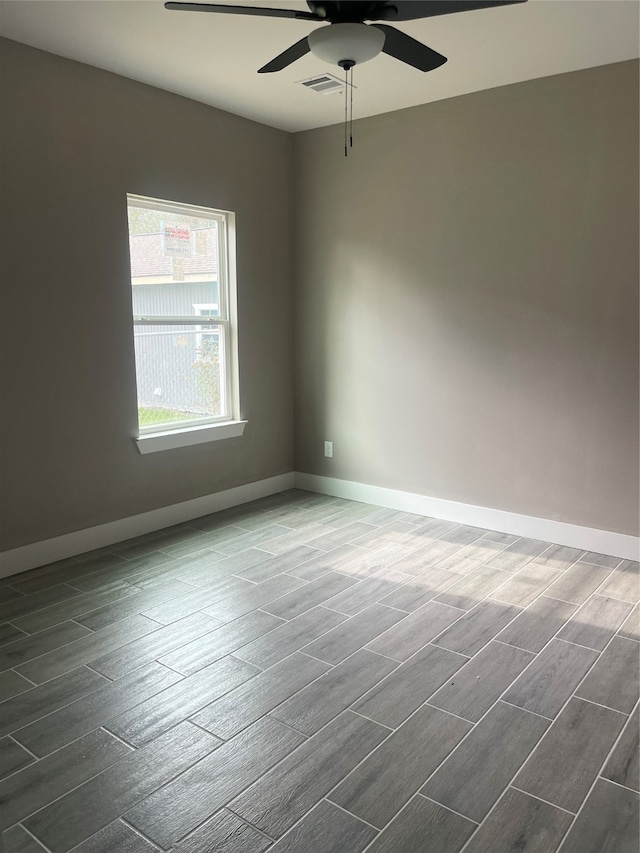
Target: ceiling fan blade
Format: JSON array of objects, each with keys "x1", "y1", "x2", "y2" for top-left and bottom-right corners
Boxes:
[
  {"x1": 372, "y1": 25, "x2": 447, "y2": 72},
  {"x1": 379, "y1": 0, "x2": 526, "y2": 22},
  {"x1": 164, "y1": 2, "x2": 321, "y2": 21},
  {"x1": 258, "y1": 36, "x2": 311, "y2": 73}
]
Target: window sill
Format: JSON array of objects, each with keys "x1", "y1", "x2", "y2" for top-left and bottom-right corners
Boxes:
[{"x1": 135, "y1": 420, "x2": 247, "y2": 454}]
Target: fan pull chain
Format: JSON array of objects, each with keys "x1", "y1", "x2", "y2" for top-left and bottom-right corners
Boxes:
[
  {"x1": 350, "y1": 64, "x2": 354, "y2": 150},
  {"x1": 344, "y1": 65, "x2": 348, "y2": 157},
  {"x1": 341, "y1": 60, "x2": 355, "y2": 157}
]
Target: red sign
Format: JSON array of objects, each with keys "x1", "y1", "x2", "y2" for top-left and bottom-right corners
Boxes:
[{"x1": 163, "y1": 223, "x2": 192, "y2": 257}]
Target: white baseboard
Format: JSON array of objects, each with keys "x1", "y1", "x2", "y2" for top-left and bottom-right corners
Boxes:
[
  {"x1": 294, "y1": 472, "x2": 639, "y2": 562},
  {"x1": 4, "y1": 469, "x2": 637, "y2": 579},
  {"x1": 0, "y1": 473, "x2": 295, "y2": 578}
]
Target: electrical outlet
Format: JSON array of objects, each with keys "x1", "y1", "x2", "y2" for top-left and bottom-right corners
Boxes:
[{"x1": 324, "y1": 441, "x2": 333, "y2": 458}]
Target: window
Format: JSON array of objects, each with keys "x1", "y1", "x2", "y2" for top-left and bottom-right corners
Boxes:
[{"x1": 127, "y1": 194, "x2": 243, "y2": 450}]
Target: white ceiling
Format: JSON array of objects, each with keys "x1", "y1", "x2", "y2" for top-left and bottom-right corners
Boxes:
[{"x1": 0, "y1": 0, "x2": 638, "y2": 131}]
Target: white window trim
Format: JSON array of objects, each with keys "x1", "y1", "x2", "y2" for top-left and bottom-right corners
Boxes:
[
  {"x1": 128, "y1": 194, "x2": 243, "y2": 449},
  {"x1": 136, "y1": 419, "x2": 247, "y2": 454}
]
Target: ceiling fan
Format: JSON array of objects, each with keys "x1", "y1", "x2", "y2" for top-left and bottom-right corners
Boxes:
[{"x1": 164, "y1": 1, "x2": 528, "y2": 74}]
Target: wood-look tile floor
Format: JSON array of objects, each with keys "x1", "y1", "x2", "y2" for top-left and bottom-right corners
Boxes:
[{"x1": 0, "y1": 490, "x2": 638, "y2": 853}]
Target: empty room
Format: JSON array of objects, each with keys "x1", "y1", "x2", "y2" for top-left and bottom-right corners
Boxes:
[{"x1": 0, "y1": 1, "x2": 638, "y2": 851}]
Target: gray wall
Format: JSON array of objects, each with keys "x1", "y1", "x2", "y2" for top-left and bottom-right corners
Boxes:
[
  {"x1": 0, "y1": 39, "x2": 294, "y2": 551},
  {"x1": 293, "y1": 60, "x2": 639, "y2": 536},
  {"x1": 1, "y1": 41, "x2": 637, "y2": 552}
]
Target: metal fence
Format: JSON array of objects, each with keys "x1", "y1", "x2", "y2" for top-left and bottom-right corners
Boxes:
[
  {"x1": 134, "y1": 327, "x2": 222, "y2": 426},
  {"x1": 132, "y1": 280, "x2": 223, "y2": 427}
]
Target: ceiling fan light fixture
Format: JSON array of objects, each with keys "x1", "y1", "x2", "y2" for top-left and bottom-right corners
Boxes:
[{"x1": 308, "y1": 23, "x2": 385, "y2": 67}]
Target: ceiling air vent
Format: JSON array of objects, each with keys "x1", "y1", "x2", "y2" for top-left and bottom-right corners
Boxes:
[{"x1": 297, "y1": 73, "x2": 355, "y2": 95}]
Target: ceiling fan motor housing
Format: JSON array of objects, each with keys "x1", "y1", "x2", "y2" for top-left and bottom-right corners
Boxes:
[{"x1": 308, "y1": 23, "x2": 386, "y2": 67}]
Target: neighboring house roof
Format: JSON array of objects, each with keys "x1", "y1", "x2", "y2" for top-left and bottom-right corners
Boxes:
[{"x1": 129, "y1": 228, "x2": 217, "y2": 278}]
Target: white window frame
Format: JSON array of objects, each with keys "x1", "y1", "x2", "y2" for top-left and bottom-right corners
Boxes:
[{"x1": 127, "y1": 194, "x2": 245, "y2": 453}]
